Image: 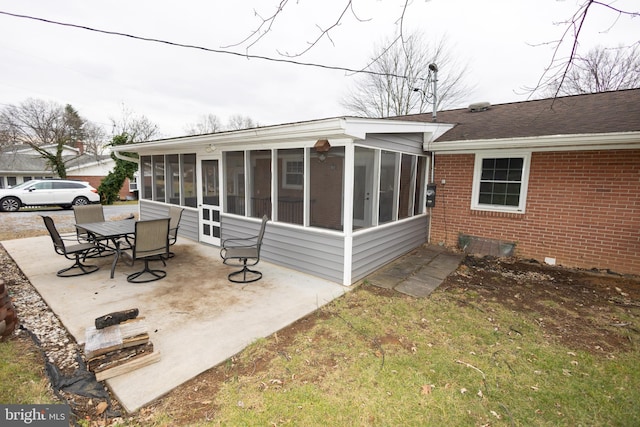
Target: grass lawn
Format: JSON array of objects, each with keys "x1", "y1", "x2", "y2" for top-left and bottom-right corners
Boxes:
[{"x1": 1, "y1": 254, "x2": 639, "y2": 426}]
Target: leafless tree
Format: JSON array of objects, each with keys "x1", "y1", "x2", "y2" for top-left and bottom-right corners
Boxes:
[
  {"x1": 529, "y1": 1, "x2": 639, "y2": 97},
  {"x1": 109, "y1": 104, "x2": 160, "y2": 143},
  {"x1": 82, "y1": 121, "x2": 108, "y2": 157},
  {"x1": 184, "y1": 113, "x2": 224, "y2": 135},
  {"x1": 0, "y1": 98, "x2": 104, "y2": 177},
  {"x1": 547, "y1": 45, "x2": 640, "y2": 95},
  {"x1": 341, "y1": 33, "x2": 470, "y2": 117},
  {"x1": 0, "y1": 98, "x2": 65, "y2": 147},
  {"x1": 227, "y1": 114, "x2": 259, "y2": 130}
]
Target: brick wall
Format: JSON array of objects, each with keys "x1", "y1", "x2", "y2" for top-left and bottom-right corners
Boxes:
[
  {"x1": 429, "y1": 149, "x2": 640, "y2": 275},
  {"x1": 69, "y1": 176, "x2": 135, "y2": 201}
]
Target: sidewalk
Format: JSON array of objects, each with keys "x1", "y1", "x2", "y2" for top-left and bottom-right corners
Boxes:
[{"x1": 366, "y1": 244, "x2": 464, "y2": 297}]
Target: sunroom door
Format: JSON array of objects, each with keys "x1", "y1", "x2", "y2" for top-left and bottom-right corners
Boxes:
[{"x1": 198, "y1": 158, "x2": 221, "y2": 246}]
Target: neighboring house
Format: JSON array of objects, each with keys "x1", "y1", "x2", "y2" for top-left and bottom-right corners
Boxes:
[
  {"x1": 113, "y1": 89, "x2": 640, "y2": 284},
  {"x1": 0, "y1": 144, "x2": 135, "y2": 200},
  {"x1": 397, "y1": 88, "x2": 640, "y2": 276}
]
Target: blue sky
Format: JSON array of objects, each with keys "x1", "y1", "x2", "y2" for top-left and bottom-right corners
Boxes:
[{"x1": 0, "y1": 0, "x2": 636, "y2": 138}]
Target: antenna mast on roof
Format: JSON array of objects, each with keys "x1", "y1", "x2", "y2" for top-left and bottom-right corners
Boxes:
[{"x1": 428, "y1": 63, "x2": 438, "y2": 122}]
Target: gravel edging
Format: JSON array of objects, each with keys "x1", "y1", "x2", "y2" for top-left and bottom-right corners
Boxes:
[{"x1": 1, "y1": 243, "x2": 126, "y2": 423}]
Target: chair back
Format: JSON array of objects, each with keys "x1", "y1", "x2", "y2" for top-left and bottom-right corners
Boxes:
[
  {"x1": 74, "y1": 204, "x2": 105, "y2": 224},
  {"x1": 168, "y1": 206, "x2": 184, "y2": 242},
  {"x1": 256, "y1": 215, "x2": 269, "y2": 249},
  {"x1": 41, "y1": 215, "x2": 66, "y2": 255},
  {"x1": 133, "y1": 218, "x2": 170, "y2": 260},
  {"x1": 74, "y1": 205, "x2": 105, "y2": 241}
]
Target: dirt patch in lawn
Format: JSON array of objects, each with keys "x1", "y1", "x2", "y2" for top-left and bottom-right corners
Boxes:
[{"x1": 443, "y1": 256, "x2": 640, "y2": 354}]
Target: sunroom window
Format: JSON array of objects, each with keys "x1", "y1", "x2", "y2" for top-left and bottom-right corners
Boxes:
[
  {"x1": 379, "y1": 150, "x2": 398, "y2": 225},
  {"x1": 140, "y1": 156, "x2": 152, "y2": 200},
  {"x1": 224, "y1": 151, "x2": 245, "y2": 215},
  {"x1": 310, "y1": 146, "x2": 345, "y2": 231},
  {"x1": 153, "y1": 156, "x2": 165, "y2": 201},
  {"x1": 167, "y1": 154, "x2": 180, "y2": 205},
  {"x1": 140, "y1": 154, "x2": 196, "y2": 206},
  {"x1": 277, "y1": 149, "x2": 304, "y2": 225},
  {"x1": 249, "y1": 150, "x2": 272, "y2": 219}
]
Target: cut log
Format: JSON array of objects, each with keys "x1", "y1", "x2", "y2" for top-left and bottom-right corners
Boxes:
[
  {"x1": 88, "y1": 342, "x2": 160, "y2": 381},
  {"x1": 84, "y1": 319, "x2": 149, "y2": 358},
  {"x1": 95, "y1": 308, "x2": 139, "y2": 329}
]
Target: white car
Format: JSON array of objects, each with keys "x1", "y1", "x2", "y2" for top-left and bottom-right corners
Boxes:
[{"x1": 0, "y1": 179, "x2": 101, "y2": 212}]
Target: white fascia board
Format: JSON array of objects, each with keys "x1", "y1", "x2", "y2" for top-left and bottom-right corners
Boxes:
[
  {"x1": 430, "y1": 131, "x2": 640, "y2": 153},
  {"x1": 112, "y1": 117, "x2": 456, "y2": 154},
  {"x1": 112, "y1": 118, "x2": 353, "y2": 154}
]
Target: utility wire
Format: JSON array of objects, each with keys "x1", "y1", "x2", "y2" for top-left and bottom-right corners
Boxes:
[{"x1": 0, "y1": 10, "x2": 409, "y2": 80}]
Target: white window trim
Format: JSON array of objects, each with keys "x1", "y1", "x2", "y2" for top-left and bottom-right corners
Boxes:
[
  {"x1": 282, "y1": 158, "x2": 304, "y2": 190},
  {"x1": 471, "y1": 151, "x2": 531, "y2": 214}
]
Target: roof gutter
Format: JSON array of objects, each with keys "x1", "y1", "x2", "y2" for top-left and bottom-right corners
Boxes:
[{"x1": 430, "y1": 131, "x2": 640, "y2": 153}]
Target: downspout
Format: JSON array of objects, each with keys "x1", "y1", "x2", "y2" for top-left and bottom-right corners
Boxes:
[
  {"x1": 431, "y1": 151, "x2": 435, "y2": 184},
  {"x1": 113, "y1": 151, "x2": 139, "y2": 164},
  {"x1": 428, "y1": 151, "x2": 434, "y2": 244},
  {"x1": 112, "y1": 151, "x2": 140, "y2": 203}
]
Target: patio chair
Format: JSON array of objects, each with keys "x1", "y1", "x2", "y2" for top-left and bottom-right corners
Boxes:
[
  {"x1": 41, "y1": 215, "x2": 100, "y2": 277},
  {"x1": 73, "y1": 204, "x2": 113, "y2": 257},
  {"x1": 220, "y1": 215, "x2": 269, "y2": 283},
  {"x1": 167, "y1": 206, "x2": 184, "y2": 258},
  {"x1": 127, "y1": 218, "x2": 170, "y2": 283}
]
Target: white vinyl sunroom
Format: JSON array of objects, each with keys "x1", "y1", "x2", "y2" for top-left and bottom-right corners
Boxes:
[{"x1": 113, "y1": 117, "x2": 452, "y2": 286}]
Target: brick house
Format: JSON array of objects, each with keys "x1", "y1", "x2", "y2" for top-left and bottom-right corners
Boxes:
[
  {"x1": 113, "y1": 89, "x2": 639, "y2": 285},
  {"x1": 398, "y1": 89, "x2": 640, "y2": 276}
]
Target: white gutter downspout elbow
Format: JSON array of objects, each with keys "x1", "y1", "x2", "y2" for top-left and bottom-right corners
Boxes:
[{"x1": 113, "y1": 151, "x2": 139, "y2": 164}]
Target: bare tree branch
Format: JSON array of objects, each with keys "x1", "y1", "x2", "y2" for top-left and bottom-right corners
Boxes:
[
  {"x1": 278, "y1": 1, "x2": 367, "y2": 58},
  {"x1": 109, "y1": 104, "x2": 160, "y2": 142},
  {"x1": 220, "y1": 0, "x2": 290, "y2": 52},
  {"x1": 527, "y1": 0, "x2": 640, "y2": 97}
]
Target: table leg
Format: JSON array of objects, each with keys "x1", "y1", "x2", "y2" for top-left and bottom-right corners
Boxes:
[{"x1": 110, "y1": 239, "x2": 120, "y2": 279}]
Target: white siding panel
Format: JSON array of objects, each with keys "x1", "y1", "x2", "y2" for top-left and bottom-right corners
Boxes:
[
  {"x1": 140, "y1": 200, "x2": 198, "y2": 241},
  {"x1": 221, "y1": 215, "x2": 346, "y2": 284}
]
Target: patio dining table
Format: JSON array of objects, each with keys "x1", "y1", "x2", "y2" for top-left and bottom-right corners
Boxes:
[{"x1": 76, "y1": 219, "x2": 136, "y2": 279}]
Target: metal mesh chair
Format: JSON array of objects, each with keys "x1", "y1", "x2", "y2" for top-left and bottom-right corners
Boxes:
[
  {"x1": 127, "y1": 218, "x2": 170, "y2": 283},
  {"x1": 41, "y1": 215, "x2": 100, "y2": 277},
  {"x1": 73, "y1": 204, "x2": 113, "y2": 257},
  {"x1": 167, "y1": 206, "x2": 184, "y2": 258},
  {"x1": 220, "y1": 215, "x2": 269, "y2": 283}
]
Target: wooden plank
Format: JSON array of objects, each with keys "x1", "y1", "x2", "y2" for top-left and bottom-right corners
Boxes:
[
  {"x1": 84, "y1": 319, "x2": 149, "y2": 358},
  {"x1": 88, "y1": 342, "x2": 160, "y2": 381}
]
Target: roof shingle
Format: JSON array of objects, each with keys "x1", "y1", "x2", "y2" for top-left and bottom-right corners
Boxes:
[{"x1": 395, "y1": 89, "x2": 640, "y2": 142}]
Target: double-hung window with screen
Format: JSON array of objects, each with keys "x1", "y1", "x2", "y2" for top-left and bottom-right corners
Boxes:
[{"x1": 472, "y1": 152, "x2": 530, "y2": 213}]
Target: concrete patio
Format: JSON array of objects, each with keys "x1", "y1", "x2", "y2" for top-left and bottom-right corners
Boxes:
[{"x1": 2, "y1": 235, "x2": 348, "y2": 413}]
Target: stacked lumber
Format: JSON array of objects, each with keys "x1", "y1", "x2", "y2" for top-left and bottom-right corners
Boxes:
[
  {"x1": 84, "y1": 309, "x2": 160, "y2": 381},
  {"x1": 0, "y1": 280, "x2": 18, "y2": 340}
]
